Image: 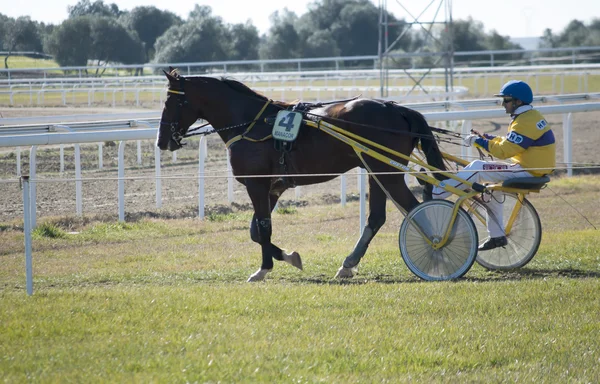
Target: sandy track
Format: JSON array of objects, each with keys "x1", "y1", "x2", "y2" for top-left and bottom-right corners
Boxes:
[{"x1": 1, "y1": 106, "x2": 599, "y2": 223}]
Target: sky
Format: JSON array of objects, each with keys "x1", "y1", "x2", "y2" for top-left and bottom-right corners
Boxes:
[{"x1": 2, "y1": 0, "x2": 599, "y2": 38}]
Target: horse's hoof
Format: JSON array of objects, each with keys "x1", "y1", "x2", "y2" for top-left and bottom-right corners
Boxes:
[
  {"x1": 247, "y1": 268, "x2": 272, "y2": 282},
  {"x1": 283, "y1": 251, "x2": 303, "y2": 271},
  {"x1": 335, "y1": 266, "x2": 357, "y2": 279}
]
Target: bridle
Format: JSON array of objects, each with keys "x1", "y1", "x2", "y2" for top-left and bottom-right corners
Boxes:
[{"x1": 160, "y1": 77, "x2": 191, "y2": 148}]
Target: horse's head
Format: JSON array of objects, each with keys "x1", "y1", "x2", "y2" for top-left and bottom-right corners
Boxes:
[{"x1": 156, "y1": 67, "x2": 201, "y2": 151}]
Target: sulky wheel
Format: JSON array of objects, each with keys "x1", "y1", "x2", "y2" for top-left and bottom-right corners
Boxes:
[
  {"x1": 399, "y1": 200, "x2": 478, "y2": 281},
  {"x1": 469, "y1": 194, "x2": 542, "y2": 270}
]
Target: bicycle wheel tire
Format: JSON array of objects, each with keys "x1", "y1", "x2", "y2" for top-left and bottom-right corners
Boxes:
[
  {"x1": 399, "y1": 200, "x2": 478, "y2": 281},
  {"x1": 470, "y1": 194, "x2": 542, "y2": 270}
]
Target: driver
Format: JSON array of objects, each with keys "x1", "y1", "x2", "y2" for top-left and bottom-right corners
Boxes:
[{"x1": 424, "y1": 80, "x2": 556, "y2": 251}]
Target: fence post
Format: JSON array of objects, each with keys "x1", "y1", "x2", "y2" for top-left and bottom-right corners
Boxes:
[
  {"x1": 340, "y1": 173, "x2": 347, "y2": 207},
  {"x1": 227, "y1": 150, "x2": 234, "y2": 204},
  {"x1": 562, "y1": 113, "x2": 573, "y2": 177},
  {"x1": 118, "y1": 141, "x2": 125, "y2": 221},
  {"x1": 460, "y1": 120, "x2": 472, "y2": 161},
  {"x1": 22, "y1": 176, "x2": 33, "y2": 296},
  {"x1": 358, "y1": 168, "x2": 367, "y2": 236},
  {"x1": 137, "y1": 140, "x2": 142, "y2": 165},
  {"x1": 60, "y1": 144, "x2": 65, "y2": 172},
  {"x1": 75, "y1": 144, "x2": 82, "y2": 215},
  {"x1": 155, "y1": 146, "x2": 162, "y2": 208},
  {"x1": 198, "y1": 137, "x2": 207, "y2": 219},
  {"x1": 16, "y1": 147, "x2": 21, "y2": 176},
  {"x1": 29, "y1": 146, "x2": 37, "y2": 229},
  {"x1": 98, "y1": 143, "x2": 103, "y2": 169}
]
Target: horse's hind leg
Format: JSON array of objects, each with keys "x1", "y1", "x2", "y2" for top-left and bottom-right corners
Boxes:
[
  {"x1": 246, "y1": 181, "x2": 302, "y2": 282},
  {"x1": 336, "y1": 176, "x2": 387, "y2": 278}
]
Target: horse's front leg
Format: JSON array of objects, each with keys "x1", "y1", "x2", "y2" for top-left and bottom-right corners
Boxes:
[{"x1": 246, "y1": 180, "x2": 302, "y2": 282}]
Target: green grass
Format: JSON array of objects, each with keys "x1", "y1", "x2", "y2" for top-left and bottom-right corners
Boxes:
[
  {"x1": 0, "y1": 55, "x2": 59, "y2": 70},
  {"x1": 0, "y1": 177, "x2": 599, "y2": 382}
]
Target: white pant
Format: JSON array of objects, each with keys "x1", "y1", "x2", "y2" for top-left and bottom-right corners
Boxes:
[{"x1": 432, "y1": 160, "x2": 534, "y2": 238}]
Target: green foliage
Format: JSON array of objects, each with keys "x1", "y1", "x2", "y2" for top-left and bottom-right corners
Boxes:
[
  {"x1": 45, "y1": 17, "x2": 92, "y2": 67},
  {"x1": 1, "y1": 16, "x2": 43, "y2": 69},
  {"x1": 229, "y1": 22, "x2": 260, "y2": 61},
  {"x1": 33, "y1": 223, "x2": 66, "y2": 239},
  {"x1": 68, "y1": 0, "x2": 123, "y2": 18},
  {"x1": 259, "y1": 10, "x2": 301, "y2": 61},
  {"x1": 120, "y1": 6, "x2": 181, "y2": 61},
  {"x1": 3, "y1": 4, "x2": 600, "y2": 68},
  {"x1": 275, "y1": 206, "x2": 298, "y2": 215},
  {"x1": 88, "y1": 17, "x2": 144, "y2": 65},
  {"x1": 206, "y1": 213, "x2": 241, "y2": 222},
  {"x1": 538, "y1": 18, "x2": 600, "y2": 62},
  {"x1": 153, "y1": 6, "x2": 241, "y2": 64}
]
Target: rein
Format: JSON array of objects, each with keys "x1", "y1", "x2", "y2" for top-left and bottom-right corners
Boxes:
[
  {"x1": 163, "y1": 87, "x2": 275, "y2": 148},
  {"x1": 164, "y1": 85, "x2": 468, "y2": 149}
]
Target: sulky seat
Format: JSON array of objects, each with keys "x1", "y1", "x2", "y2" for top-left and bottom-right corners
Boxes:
[{"x1": 502, "y1": 175, "x2": 550, "y2": 190}]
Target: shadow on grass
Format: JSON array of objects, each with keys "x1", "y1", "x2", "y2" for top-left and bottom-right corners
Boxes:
[{"x1": 274, "y1": 267, "x2": 600, "y2": 285}]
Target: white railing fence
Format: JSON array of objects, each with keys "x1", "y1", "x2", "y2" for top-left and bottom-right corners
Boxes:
[{"x1": 3, "y1": 99, "x2": 600, "y2": 230}]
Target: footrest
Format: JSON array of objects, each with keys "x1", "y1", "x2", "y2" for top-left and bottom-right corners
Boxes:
[{"x1": 502, "y1": 175, "x2": 550, "y2": 190}]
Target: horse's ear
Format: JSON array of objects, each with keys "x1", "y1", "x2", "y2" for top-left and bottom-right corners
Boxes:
[{"x1": 163, "y1": 69, "x2": 176, "y2": 83}]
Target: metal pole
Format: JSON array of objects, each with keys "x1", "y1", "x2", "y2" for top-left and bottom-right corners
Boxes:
[
  {"x1": 75, "y1": 144, "x2": 82, "y2": 215},
  {"x1": 137, "y1": 140, "x2": 142, "y2": 164},
  {"x1": 562, "y1": 113, "x2": 573, "y2": 177},
  {"x1": 98, "y1": 143, "x2": 103, "y2": 169},
  {"x1": 29, "y1": 146, "x2": 37, "y2": 229},
  {"x1": 227, "y1": 150, "x2": 234, "y2": 204},
  {"x1": 155, "y1": 146, "x2": 162, "y2": 208},
  {"x1": 118, "y1": 141, "x2": 125, "y2": 221},
  {"x1": 358, "y1": 168, "x2": 367, "y2": 236},
  {"x1": 340, "y1": 173, "x2": 347, "y2": 207},
  {"x1": 22, "y1": 176, "x2": 33, "y2": 296},
  {"x1": 16, "y1": 147, "x2": 21, "y2": 176},
  {"x1": 198, "y1": 137, "x2": 206, "y2": 219},
  {"x1": 60, "y1": 144, "x2": 65, "y2": 172}
]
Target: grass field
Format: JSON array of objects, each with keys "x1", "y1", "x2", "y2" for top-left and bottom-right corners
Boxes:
[{"x1": 1, "y1": 176, "x2": 599, "y2": 382}]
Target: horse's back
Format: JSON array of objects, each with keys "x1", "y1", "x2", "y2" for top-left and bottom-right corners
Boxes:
[{"x1": 312, "y1": 97, "x2": 422, "y2": 137}]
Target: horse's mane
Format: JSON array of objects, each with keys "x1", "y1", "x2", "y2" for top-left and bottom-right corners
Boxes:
[
  {"x1": 179, "y1": 72, "x2": 292, "y2": 108},
  {"x1": 220, "y1": 77, "x2": 265, "y2": 99},
  {"x1": 219, "y1": 77, "x2": 293, "y2": 108}
]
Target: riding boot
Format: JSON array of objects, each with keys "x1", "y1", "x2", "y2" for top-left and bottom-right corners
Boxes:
[
  {"x1": 422, "y1": 183, "x2": 433, "y2": 202},
  {"x1": 478, "y1": 236, "x2": 508, "y2": 251}
]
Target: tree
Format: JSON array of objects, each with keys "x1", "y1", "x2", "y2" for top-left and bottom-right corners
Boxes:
[
  {"x1": 539, "y1": 28, "x2": 558, "y2": 49},
  {"x1": 2, "y1": 17, "x2": 43, "y2": 68},
  {"x1": 153, "y1": 6, "x2": 232, "y2": 63},
  {"x1": 331, "y1": 1, "x2": 382, "y2": 56},
  {"x1": 303, "y1": 30, "x2": 340, "y2": 59},
  {"x1": 68, "y1": 0, "x2": 122, "y2": 18},
  {"x1": 45, "y1": 17, "x2": 93, "y2": 67},
  {"x1": 230, "y1": 22, "x2": 260, "y2": 61},
  {"x1": 121, "y1": 6, "x2": 181, "y2": 61},
  {"x1": 89, "y1": 17, "x2": 144, "y2": 68},
  {"x1": 259, "y1": 9, "x2": 301, "y2": 60}
]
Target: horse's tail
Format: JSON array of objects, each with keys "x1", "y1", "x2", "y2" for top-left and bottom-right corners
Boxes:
[{"x1": 403, "y1": 108, "x2": 447, "y2": 181}]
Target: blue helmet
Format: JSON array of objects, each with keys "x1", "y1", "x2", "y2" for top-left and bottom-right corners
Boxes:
[{"x1": 494, "y1": 80, "x2": 533, "y2": 104}]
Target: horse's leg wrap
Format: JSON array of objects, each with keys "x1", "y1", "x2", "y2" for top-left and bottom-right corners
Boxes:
[
  {"x1": 250, "y1": 217, "x2": 272, "y2": 244},
  {"x1": 343, "y1": 219, "x2": 384, "y2": 269}
]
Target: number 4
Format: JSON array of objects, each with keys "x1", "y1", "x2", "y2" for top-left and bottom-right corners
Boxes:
[{"x1": 278, "y1": 113, "x2": 296, "y2": 131}]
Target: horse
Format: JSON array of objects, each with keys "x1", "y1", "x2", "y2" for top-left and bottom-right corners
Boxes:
[{"x1": 156, "y1": 68, "x2": 446, "y2": 282}]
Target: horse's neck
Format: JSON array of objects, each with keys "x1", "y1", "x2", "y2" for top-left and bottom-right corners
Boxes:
[{"x1": 209, "y1": 96, "x2": 271, "y2": 145}]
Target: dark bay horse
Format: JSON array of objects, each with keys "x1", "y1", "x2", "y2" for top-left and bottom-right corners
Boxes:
[{"x1": 156, "y1": 69, "x2": 446, "y2": 281}]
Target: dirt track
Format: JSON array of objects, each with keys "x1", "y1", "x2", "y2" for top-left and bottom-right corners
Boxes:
[{"x1": 1, "y1": 105, "x2": 599, "y2": 224}]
